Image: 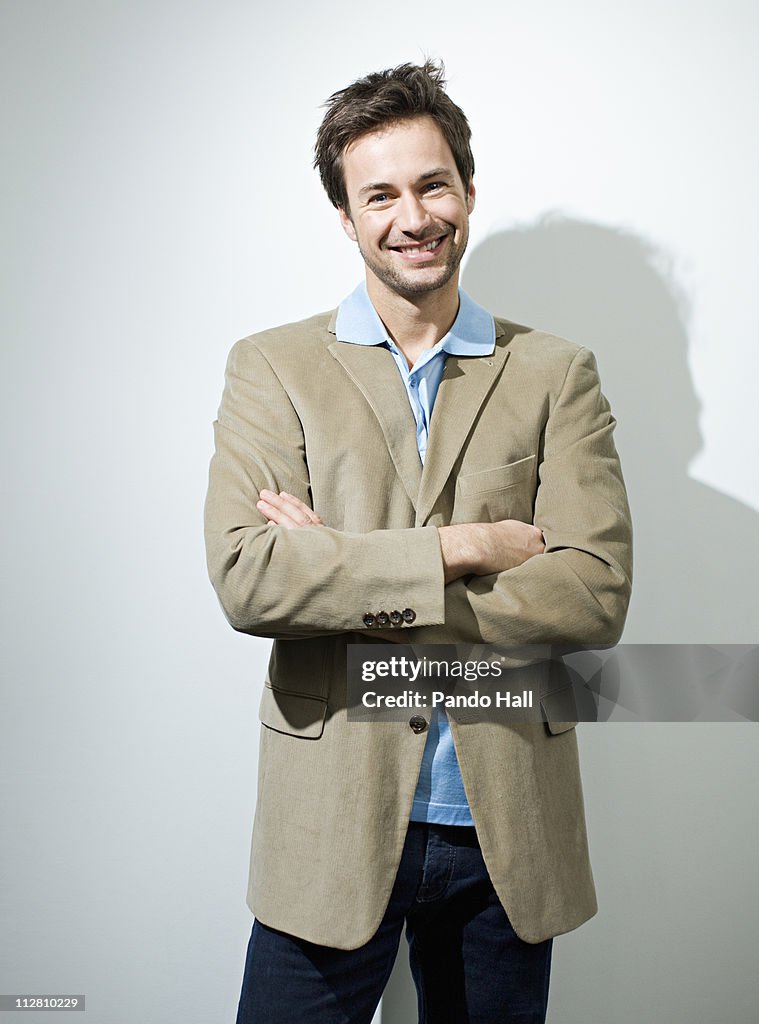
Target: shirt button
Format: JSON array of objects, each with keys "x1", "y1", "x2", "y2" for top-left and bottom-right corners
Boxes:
[
  {"x1": 409, "y1": 715, "x2": 427, "y2": 734},
  {"x1": 376, "y1": 610, "x2": 390, "y2": 627},
  {"x1": 363, "y1": 613, "x2": 376, "y2": 627},
  {"x1": 402, "y1": 608, "x2": 416, "y2": 624}
]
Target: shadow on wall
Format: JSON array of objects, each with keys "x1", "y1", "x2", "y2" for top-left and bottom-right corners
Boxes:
[
  {"x1": 380, "y1": 215, "x2": 759, "y2": 1024},
  {"x1": 461, "y1": 216, "x2": 758, "y2": 645}
]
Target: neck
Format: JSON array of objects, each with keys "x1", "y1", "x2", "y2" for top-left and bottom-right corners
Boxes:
[{"x1": 366, "y1": 274, "x2": 460, "y2": 368}]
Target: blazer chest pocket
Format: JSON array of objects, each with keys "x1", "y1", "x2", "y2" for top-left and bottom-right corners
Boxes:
[{"x1": 455, "y1": 455, "x2": 536, "y2": 524}]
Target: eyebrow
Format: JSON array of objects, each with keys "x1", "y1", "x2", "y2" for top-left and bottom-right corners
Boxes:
[
  {"x1": 357, "y1": 168, "x2": 455, "y2": 199},
  {"x1": 419, "y1": 167, "x2": 453, "y2": 181}
]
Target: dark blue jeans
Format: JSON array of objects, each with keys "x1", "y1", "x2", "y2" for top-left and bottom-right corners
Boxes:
[{"x1": 236, "y1": 822, "x2": 552, "y2": 1023}]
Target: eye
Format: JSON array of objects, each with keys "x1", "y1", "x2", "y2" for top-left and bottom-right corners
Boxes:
[
  {"x1": 423, "y1": 181, "x2": 445, "y2": 193},
  {"x1": 368, "y1": 193, "x2": 390, "y2": 204}
]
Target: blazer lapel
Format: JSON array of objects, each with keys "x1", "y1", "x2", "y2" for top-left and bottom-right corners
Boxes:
[
  {"x1": 416, "y1": 322, "x2": 510, "y2": 526},
  {"x1": 328, "y1": 339, "x2": 423, "y2": 509}
]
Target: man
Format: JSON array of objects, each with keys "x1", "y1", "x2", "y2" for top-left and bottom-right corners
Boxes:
[{"x1": 205, "y1": 61, "x2": 632, "y2": 1024}]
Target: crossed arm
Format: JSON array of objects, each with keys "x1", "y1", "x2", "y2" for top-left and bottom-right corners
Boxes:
[
  {"x1": 205, "y1": 339, "x2": 632, "y2": 647},
  {"x1": 256, "y1": 489, "x2": 546, "y2": 583}
]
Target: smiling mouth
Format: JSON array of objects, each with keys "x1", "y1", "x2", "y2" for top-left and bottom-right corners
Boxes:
[{"x1": 388, "y1": 234, "x2": 448, "y2": 259}]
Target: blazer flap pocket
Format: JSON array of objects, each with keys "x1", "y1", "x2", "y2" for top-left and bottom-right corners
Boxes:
[
  {"x1": 541, "y1": 686, "x2": 578, "y2": 735},
  {"x1": 259, "y1": 684, "x2": 328, "y2": 739},
  {"x1": 458, "y1": 455, "x2": 535, "y2": 496},
  {"x1": 544, "y1": 720, "x2": 578, "y2": 736}
]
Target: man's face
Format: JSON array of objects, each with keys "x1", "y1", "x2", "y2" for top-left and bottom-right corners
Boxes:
[{"x1": 338, "y1": 115, "x2": 475, "y2": 300}]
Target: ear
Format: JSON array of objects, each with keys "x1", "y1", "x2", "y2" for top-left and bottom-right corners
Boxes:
[
  {"x1": 338, "y1": 206, "x2": 357, "y2": 242},
  {"x1": 466, "y1": 179, "x2": 476, "y2": 215}
]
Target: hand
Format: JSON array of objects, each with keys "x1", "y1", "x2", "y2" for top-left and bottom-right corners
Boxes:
[
  {"x1": 256, "y1": 490, "x2": 541, "y2": 585},
  {"x1": 256, "y1": 490, "x2": 323, "y2": 529},
  {"x1": 438, "y1": 520, "x2": 545, "y2": 584}
]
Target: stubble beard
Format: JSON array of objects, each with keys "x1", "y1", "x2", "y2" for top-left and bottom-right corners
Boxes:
[{"x1": 357, "y1": 225, "x2": 469, "y2": 299}]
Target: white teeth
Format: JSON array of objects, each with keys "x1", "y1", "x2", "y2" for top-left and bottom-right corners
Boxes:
[{"x1": 399, "y1": 237, "x2": 442, "y2": 254}]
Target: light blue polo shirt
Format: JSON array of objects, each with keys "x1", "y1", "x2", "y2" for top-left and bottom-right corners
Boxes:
[{"x1": 335, "y1": 281, "x2": 496, "y2": 825}]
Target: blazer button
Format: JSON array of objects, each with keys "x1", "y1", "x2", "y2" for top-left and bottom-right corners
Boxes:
[
  {"x1": 389, "y1": 610, "x2": 403, "y2": 625},
  {"x1": 376, "y1": 610, "x2": 390, "y2": 626},
  {"x1": 402, "y1": 608, "x2": 416, "y2": 624},
  {"x1": 409, "y1": 715, "x2": 427, "y2": 734},
  {"x1": 363, "y1": 613, "x2": 376, "y2": 627}
]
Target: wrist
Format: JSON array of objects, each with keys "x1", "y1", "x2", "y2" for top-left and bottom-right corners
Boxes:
[{"x1": 438, "y1": 524, "x2": 483, "y2": 583}]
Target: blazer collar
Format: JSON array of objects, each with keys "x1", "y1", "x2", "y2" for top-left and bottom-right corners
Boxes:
[
  {"x1": 415, "y1": 323, "x2": 509, "y2": 525},
  {"x1": 327, "y1": 340, "x2": 424, "y2": 508},
  {"x1": 327, "y1": 298, "x2": 510, "y2": 523}
]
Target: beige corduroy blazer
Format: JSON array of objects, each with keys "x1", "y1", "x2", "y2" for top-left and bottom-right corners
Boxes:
[{"x1": 204, "y1": 307, "x2": 633, "y2": 949}]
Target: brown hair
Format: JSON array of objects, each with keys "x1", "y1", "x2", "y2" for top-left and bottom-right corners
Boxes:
[{"x1": 314, "y1": 59, "x2": 474, "y2": 212}]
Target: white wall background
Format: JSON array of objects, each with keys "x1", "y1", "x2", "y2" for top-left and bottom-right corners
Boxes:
[{"x1": 1, "y1": 2, "x2": 757, "y2": 1022}]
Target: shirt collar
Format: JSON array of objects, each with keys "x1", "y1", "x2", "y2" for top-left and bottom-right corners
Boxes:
[{"x1": 335, "y1": 280, "x2": 495, "y2": 357}]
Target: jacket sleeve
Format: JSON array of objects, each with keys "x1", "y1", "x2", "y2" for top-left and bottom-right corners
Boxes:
[
  {"x1": 204, "y1": 337, "x2": 446, "y2": 639},
  {"x1": 392, "y1": 346, "x2": 633, "y2": 649}
]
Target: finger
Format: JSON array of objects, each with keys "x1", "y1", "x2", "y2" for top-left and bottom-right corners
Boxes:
[
  {"x1": 278, "y1": 491, "x2": 322, "y2": 525},
  {"x1": 256, "y1": 497, "x2": 302, "y2": 529},
  {"x1": 258, "y1": 490, "x2": 322, "y2": 528},
  {"x1": 274, "y1": 492, "x2": 317, "y2": 526}
]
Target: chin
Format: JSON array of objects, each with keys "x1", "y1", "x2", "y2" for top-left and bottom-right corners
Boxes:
[
  {"x1": 400, "y1": 263, "x2": 460, "y2": 295},
  {"x1": 398, "y1": 276, "x2": 452, "y2": 296}
]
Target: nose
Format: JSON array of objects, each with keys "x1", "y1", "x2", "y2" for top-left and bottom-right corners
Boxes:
[{"x1": 395, "y1": 190, "x2": 433, "y2": 236}]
